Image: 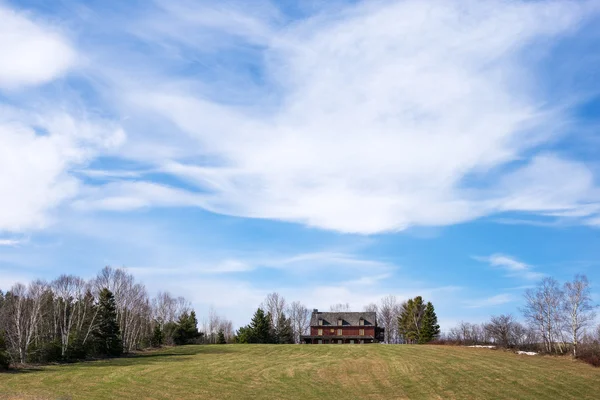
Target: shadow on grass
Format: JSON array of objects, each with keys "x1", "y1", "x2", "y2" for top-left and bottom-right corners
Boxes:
[
  {"x1": 0, "y1": 345, "x2": 235, "y2": 373},
  {"x1": 76, "y1": 345, "x2": 236, "y2": 368},
  {"x1": 0, "y1": 367, "x2": 44, "y2": 374}
]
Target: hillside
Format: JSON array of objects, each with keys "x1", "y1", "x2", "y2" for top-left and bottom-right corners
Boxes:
[{"x1": 1, "y1": 345, "x2": 599, "y2": 400}]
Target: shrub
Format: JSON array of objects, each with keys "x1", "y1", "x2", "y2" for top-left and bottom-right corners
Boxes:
[
  {"x1": 27, "y1": 340, "x2": 62, "y2": 364},
  {"x1": 577, "y1": 344, "x2": 600, "y2": 367}
]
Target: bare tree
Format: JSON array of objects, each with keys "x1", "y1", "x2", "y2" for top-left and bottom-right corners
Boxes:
[
  {"x1": 205, "y1": 306, "x2": 233, "y2": 344},
  {"x1": 208, "y1": 306, "x2": 220, "y2": 344},
  {"x1": 288, "y1": 301, "x2": 310, "y2": 343},
  {"x1": 378, "y1": 295, "x2": 400, "y2": 344},
  {"x1": 4, "y1": 281, "x2": 47, "y2": 363},
  {"x1": 564, "y1": 275, "x2": 597, "y2": 357},
  {"x1": 51, "y1": 275, "x2": 87, "y2": 357},
  {"x1": 454, "y1": 321, "x2": 477, "y2": 345},
  {"x1": 364, "y1": 303, "x2": 378, "y2": 313},
  {"x1": 485, "y1": 314, "x2": 516, "y2": 348},
  {"x1": 218, "y1": 319, "x2": 234, "y2": 343},
  {"x1": 262, "y1": 293, "x2": 287, "y2": 330},
  {"x1": 175, "y1": 297, "x2": 191, "y2": 318},
  {"x1": 329, "y1": 303, "x2": 351, "y2": 312},
  {"x1": 152, "y1": 292, "x2": 178, "y2": 329},
  {"x1": 522, "y1": 277, "x2": 566, "y2": 353}
]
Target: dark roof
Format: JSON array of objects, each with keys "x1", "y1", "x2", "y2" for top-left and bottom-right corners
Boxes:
[
  {"x1": 309, "y1": 311, "x2": 377, "y2": 327},
  {"x1": 301, "y1": 335, "x2": 375, "y2": 340}
]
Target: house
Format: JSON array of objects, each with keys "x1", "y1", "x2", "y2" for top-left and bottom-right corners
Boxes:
[{"x1": 300, "y1": 309, "x2": 384, "y2": 344}]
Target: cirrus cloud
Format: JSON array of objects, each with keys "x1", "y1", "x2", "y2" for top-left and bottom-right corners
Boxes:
[{"x1": 79, "y1": 0, "x2": 600, "y2": 234}]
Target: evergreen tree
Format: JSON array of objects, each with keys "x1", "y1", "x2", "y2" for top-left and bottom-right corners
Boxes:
[
  {"x1": 67, "y1": 290, "x2": 97, "y2": 360},
  {"x1": 93, "y1": 288, "x2": 123, "y2": 357},
  {"x1": 0, "y1": 291, "x2": 6, "y2": 370},
  {"x1": 275, "y1": 312, "x2": 294, "y2": 344},
  {"x1": 235, "y1": 326, "x2": 251, "y2": 343},
  {"x1": 247, "y1": 308, "x2": 272, "y2": 343},
  {"x1": 419, "y1": 302, "x2": 440, "y2": 343},
  {"x1": 398, "y1": 296, "x2": 424, "y2": 344},
  {"x1": 217, "y1": 329, "x2": 226, "y2": 344},
  {"x1": 0, "y1": 329, "x2": 10, "y2": 370},
  {"x1": 151, "y1": 325, "x2": 164, "y2": 347},
  {"x1": 173, "y1": 311, "x2": 200, "y2": 345}
]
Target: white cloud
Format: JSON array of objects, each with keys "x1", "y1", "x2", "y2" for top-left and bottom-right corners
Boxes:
[
  {"x1": 127, "y1": 260, "x2": 254, "y2": 276},
  {"x1": 0, "y1": 108, "x2": 125, "y2": 232},
  {"x1": 464, "y1": 293, "x2": 514, "y2": 308},
  {"x1": 82, "y1": 0, "x2": 600, "y2": 234},
  {"x1": 474, "y1": 254, "x2": 545, "y2": 281},
  {"x1": 0, "y1": 5, "x2": 76, "y2": 89},
  {"x1": 2, "y1": 0, "x2": 600, "y2": 236},
  {"x1": 123, "y1": 251, "x2": 395, "y2": 277},
  {"x1": 0, "y1": 239, "x2": 21, "y2": 246}
]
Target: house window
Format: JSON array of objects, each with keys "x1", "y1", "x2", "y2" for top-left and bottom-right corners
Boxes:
[
  {"x1": 350, "y1": 340, "x2": 355, "y2": 344},
  {"x1": 338, "y1": 340, "x2": 342, "y2": 344},
  {"x1": 360, "y1": 340, "x2": 364, "y2": 344},
  {"x1": 318, "y1": 339, "x2": 322, "y2": 344},
  {"x1": 318, "y1": 329, "x2": 323, "y2": 335},
  {"x1": 337, "y1": 319, "x2": 342, "y2": 326},
  {"x1": 337, "y1": 329, "x2": 342, "y2": 336},
  {"x1": 359, "y1": 318, "x2": 364, "y2": 326},
  {"x1": 318, "y1": 319, "x2": 323, "y2": 326},
  {"x1": 359, "y1": 329, "x2": 364, "y2": 336}
]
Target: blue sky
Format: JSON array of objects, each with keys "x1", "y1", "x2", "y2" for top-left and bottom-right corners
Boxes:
[{"x1": 1, "y1": 0, "x2": 600, "y2": 330}]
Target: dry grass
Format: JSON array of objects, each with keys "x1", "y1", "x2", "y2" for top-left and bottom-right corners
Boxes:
[{"x1": 1, "y1": 345, "x2": 599, "y2": 400}]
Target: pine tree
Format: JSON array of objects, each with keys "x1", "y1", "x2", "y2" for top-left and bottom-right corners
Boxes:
[
  {"x1": 0, "y1": 291, "x2": 7, "y2": 369},
  {"x1": 173, "y1": 311, "x2": 200, "y2": 345},
  {"x1": 217, "y1": 329, "x2": 226, "y2": 344},
  {"x1": 235, "y1": 326, "x2": 251, "y2": 343},
  {"x1": 0, "y1": 329, "x2": 10, "y2": 370},
  {"x1": 419, "y1": 302, "x2": 440, "y2": 343},
  {"x1": 93, "y1": 288, "x2": 123, "y2": 357},
  {"x1": 398, "y1": 296, "x2": 426, "y2": 344},
  {"x1": 249, "y1": 308, "x2": 272, "y2": 343},
  {"x1": 275, "y1": 313, "x2": 294, "y2": 344},
  {"x1": 151, "y1": 325, "x2": 164, "y2": 347}
]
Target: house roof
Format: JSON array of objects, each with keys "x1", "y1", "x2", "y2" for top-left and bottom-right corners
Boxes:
[
  {"x1": 309, "y1": 311, "x2": 377, "y2": 327},
  {"x1": 301, "y1": 335, "x2": 376, "y2": 340}
]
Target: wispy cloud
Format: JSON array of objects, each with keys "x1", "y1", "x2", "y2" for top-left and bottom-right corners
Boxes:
[
  {"x1": 81, "y1": 0, "x2": 600, "y2": 234},
  {"x1": 0, "y1": 239, "x2": 22, "y2": 247},
  {"x1": 463, "y1": 293, "x2": 515, "y2": 308},
  {"x1": 126, "y1": 251, "x2": 397, "y2": 277},
  {"x1": 1, "y1": 1, "x2": 600, "y2": 235},
  {"x1": 474, "y1": 254, "x2": 545, "y2": 281},
  {"x1": 127, "y1": 259, "x2": 254, "y2": 276}
]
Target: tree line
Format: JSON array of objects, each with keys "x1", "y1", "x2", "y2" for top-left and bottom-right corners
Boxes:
[
  {"x1": 236, "y1": 293, "x2": 311, "y2": 344},
  {"x1": 443, "y1": 275, "x2": 600, "y2": 366},
  {"x1": 235, "y1": 293, "x2": 440, "y2": 344},
  {"x1": 363, "y1": 295, "x2": 440, "y2": 344},
  {"x1": 0, "y1": 266, "x2": 234, "y2": 368}
]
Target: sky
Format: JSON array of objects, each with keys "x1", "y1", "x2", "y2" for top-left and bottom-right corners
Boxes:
[{"x1": 1, "y1": 0, "x2": 600, "y2": 331}]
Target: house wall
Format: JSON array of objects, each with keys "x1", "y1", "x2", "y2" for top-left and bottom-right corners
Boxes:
[{"x1": 310, "y1": 326, "x2": 375, "y2": 336}]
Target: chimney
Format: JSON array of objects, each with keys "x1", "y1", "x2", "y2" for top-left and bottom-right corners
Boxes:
[{"x1": 313, "y1": 309, "x2": 319, "y2": 313}]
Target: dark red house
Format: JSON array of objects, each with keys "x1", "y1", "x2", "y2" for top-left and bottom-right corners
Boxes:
[{"x1": 301, "y1": 309, "x2": 384, "y2": 344}]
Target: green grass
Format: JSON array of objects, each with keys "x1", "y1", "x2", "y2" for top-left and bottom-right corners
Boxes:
[{"x1": 1, "y1": 345, "x2": 599, "y2": 400}]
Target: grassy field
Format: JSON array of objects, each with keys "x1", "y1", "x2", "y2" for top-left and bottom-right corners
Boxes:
[{"x1": 1, "y1": 345, "x2": 599, "y2": 400}]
